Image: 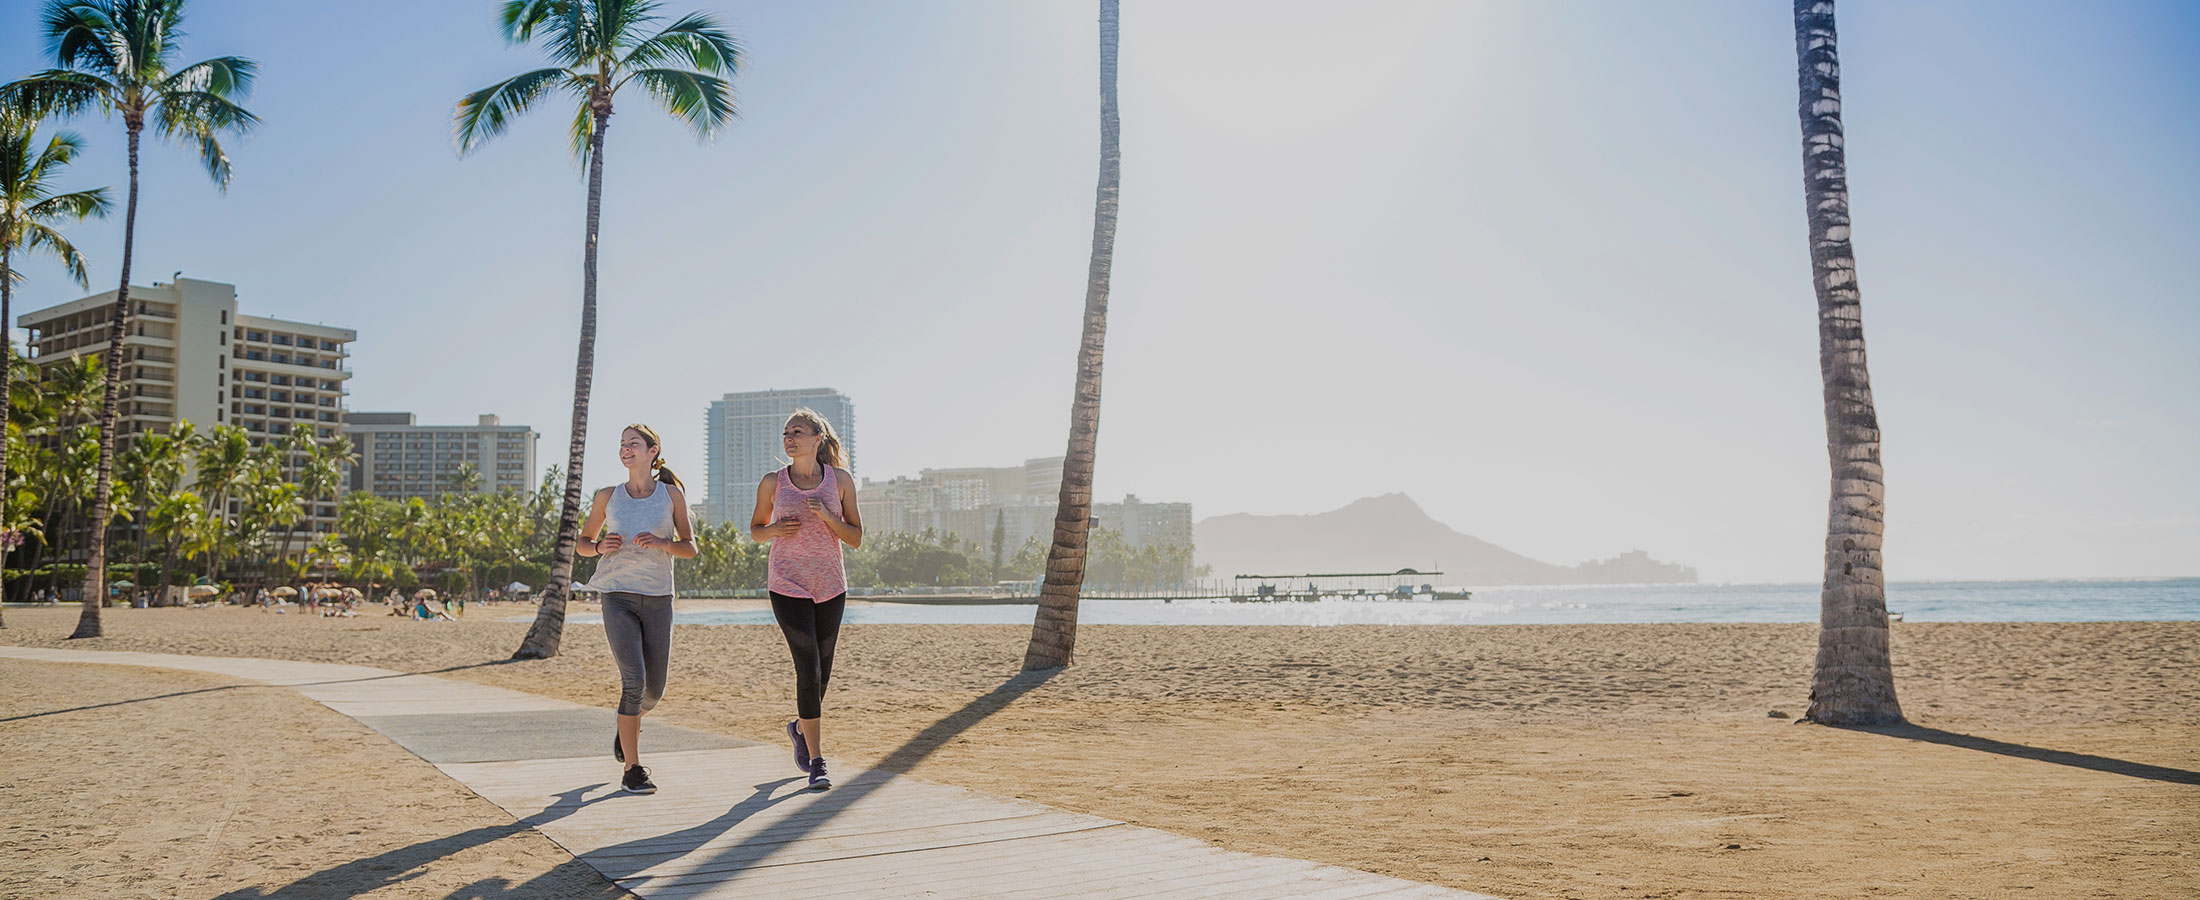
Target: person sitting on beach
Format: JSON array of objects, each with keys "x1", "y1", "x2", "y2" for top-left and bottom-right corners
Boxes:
[{"x1": 579, "y1": 423, "x2": 698, "y2": 797}]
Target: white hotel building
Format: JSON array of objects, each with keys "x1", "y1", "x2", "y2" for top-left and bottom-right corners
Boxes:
[{"x1": 18, "y1": 276, "x2": 354, "y2": 531}]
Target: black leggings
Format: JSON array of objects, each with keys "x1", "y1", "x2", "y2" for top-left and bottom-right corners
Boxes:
[{"x1": 769, "y1": 592, "x2": 846, "y2": 720}]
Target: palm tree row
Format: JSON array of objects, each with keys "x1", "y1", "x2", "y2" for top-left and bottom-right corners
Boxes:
[{"x1": 4, "y1": 344, "x2": 357, "y2": 601}]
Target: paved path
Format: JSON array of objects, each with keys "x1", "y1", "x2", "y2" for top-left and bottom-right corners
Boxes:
[{"x1": 0, "y1": 645, "x2": 1499, "y2": 900}]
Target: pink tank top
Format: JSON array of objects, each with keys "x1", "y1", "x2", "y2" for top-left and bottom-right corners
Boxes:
[{"x1": 767, "y1": 465, "x2": 849, "y2": 601}]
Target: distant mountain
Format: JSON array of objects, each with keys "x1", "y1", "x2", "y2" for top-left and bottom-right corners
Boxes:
[{"x1": 1194, "y1": 493, "x2": 1696, "y2": 587}]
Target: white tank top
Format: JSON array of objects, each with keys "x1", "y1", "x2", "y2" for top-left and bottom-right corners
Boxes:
[{"x1": 589, "y1": 479, "x2": 676, "y2": 596}]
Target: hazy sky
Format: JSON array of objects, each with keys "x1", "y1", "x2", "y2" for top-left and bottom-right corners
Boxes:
[{"x1": 4, "y1": 1, "x2": 2194, "y2": 583}]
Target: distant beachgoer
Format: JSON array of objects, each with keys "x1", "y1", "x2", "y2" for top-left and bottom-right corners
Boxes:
[
  {"x1": 579, "y1": 423, "x2": 696, "y2": 796},
  {"x1": 752, "y1": 408, "x2": 862, "y2": 791}
]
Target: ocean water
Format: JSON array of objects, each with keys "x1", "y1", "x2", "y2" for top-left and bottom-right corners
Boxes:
[{"x1": 568, "y1": 578, "x2": 2200, "y2": 627}]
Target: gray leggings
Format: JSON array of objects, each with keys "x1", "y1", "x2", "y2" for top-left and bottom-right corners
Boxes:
[{"x1": 602, "y1": 592, "x2": 673, "y2": 716}]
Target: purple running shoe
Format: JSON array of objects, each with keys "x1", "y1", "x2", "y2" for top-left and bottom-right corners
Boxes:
[{"x1": 787, "y1": 720, "x2": 812, "y2": 773}]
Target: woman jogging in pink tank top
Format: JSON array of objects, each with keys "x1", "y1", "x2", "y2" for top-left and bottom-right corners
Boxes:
[{"x1": 750, "y1": 407, "x2": 862, "y2": 791}]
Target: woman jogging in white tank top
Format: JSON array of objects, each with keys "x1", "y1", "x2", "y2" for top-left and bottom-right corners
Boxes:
[
  {"x1": 751, "y1": 408, "x2": 862, "y2": 791},
  {"x1": 577, "y1": 424, "x2": 696, "y2": 795}
]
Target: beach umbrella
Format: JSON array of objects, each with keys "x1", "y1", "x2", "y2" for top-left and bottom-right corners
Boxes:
[
  {"x1": 314, "y1": 588, "x2": 344, "y2": 600},
  {"x1": 186, "y1": 585, "x2": 220, "y2": 598},
  {"x1": 414, "y1": 588, "x2": 438, "y2": 599},
  {"x1": 270, "y1": 586, "x2": 299, "y2": 597},
  {"x1": 504, "y1": 581, "x2": 532, "y2": 593},
  {"x1": 342, "y1": 587, "x2": 364, "y2": 599},
  {"x1": 112, "y1": 580, "x2": 135, "y2": 588}
]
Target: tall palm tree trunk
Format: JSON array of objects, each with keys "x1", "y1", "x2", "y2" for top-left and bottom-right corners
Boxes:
[
  {"x1": 1796, "y1": 0, "x2": 1901, "y2": 725},
  {"x1": 1, "y1": 241, "x2": 10, "y2": 628},
  {"x1": 514, "y1": 108, "x2": 609, "y2": 659},
  {"x1": 1024, "y1": 0, "x2": 1121, "y2": 671},
  {"x1": 69, "y1": 123, "x2": 140, "y2": 639}
]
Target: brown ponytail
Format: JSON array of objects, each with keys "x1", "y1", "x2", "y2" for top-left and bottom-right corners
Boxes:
[
  {"x1": 786, "y1": 407, "x2": 848, "y2": 470},
  {"x1": 623, "y1": 423, "x2": 685, "y2": 491}
]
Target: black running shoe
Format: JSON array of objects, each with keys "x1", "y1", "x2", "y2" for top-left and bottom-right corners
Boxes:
[
  {"x1": 613, "y1": 732, "x2": 624, "y2": 763},
  {"x1": 807, "y1": 757, "x2": 830, "y2": 791},
  {"x1": 622, "y1": 765, "x2": 657, "y2": 794}
]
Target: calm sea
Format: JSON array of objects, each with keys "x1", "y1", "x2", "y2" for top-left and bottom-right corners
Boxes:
[{"x1": 571, "y1": 578, "x2": 2200, "y2": 627}]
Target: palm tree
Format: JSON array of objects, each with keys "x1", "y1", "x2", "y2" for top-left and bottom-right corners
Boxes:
[
  {"x1": 3, "y1": 0, "x2": 258, "y2": 637},
  {"x1": 188, "y1": 424, "x2": 251, "y2": 581},
  {"x1": 144, "y1": 487, "x2": 200, "y2": 600},
  {"x1": 455, "y1": 0, "x2": 741, "y2": 659},
  {"x1": 1024, "y1": 0, "x2": 1122, "y2": 671},
  {"x1": 1, "y1": 113, "x2": 110, "y2": 627},
  {"x1": 1794, "y1": 0, "x2": 1901, "y2": 725}
]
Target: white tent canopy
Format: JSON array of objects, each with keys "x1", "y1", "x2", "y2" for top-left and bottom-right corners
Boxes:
[{"x1": 504, "y1": 581, "x2": 533, "y2": 593}]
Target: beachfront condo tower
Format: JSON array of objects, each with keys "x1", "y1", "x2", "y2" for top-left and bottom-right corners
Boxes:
[
  {"x1": 344, "y1": 412, "x2": 540, "y2": 502},
  {"x1": 16, "y1": 276, "x2": 356, "y2": 535},
  {"x1": 706, "y1": 388, "x2": 857, "y2": 525}
]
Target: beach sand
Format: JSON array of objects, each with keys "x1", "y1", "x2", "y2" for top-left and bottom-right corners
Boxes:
[
  {"x1": 2, "y1": 605, "x2": 2194, "y2": 899},
  {"x1": 0, "y1": 654, "x2": 630, "y2": 899}
]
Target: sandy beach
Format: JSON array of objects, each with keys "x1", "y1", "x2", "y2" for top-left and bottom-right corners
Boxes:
[{"x1": 2, "y1": 605, "x2": 2194, "y2": 899}]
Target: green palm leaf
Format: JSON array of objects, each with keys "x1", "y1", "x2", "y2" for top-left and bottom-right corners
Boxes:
[
  {"x1": 456, "y1": 67, "x2": 580, "y2": 156},
  {"x1": 625, "y1": 68, "x2": 735, "y2": 139}
]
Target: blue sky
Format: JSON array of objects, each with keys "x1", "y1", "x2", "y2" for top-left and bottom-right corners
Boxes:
[{"x1": 4, "y1": 0, "x2": 2195, "y2": 582}]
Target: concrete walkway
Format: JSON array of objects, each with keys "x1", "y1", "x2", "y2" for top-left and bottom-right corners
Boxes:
[{"x1": 0, "y1": 645, "x2": 1498, "y2": 900}]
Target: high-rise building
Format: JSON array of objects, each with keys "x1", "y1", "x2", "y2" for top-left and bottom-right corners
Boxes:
[
  {"x1": 18, "y1": 276, "x2": 354, "y2": 533},
  {"x1": 706, "y1": 388, "x2": 856, "y2": 524},
  {"x1": 345, "y1": 413, "x2": 538, "y2": 501}
]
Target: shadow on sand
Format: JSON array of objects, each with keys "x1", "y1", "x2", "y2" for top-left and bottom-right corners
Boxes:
[
  {"x1": 0, "y1": 651, "x2": 519, "y2": 721},
  {"x1": 1857, "y1": 723, "x2": 2200, "y2": 785},
  {"x1": 209, "y1": 667, "x2": 1062, "y2": 898}
]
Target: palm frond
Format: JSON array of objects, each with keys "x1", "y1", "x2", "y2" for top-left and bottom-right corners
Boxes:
[
  {"x1": 28, "y1": 187, "x2": 113, "y2": 223},
  {"x1": 154, "y1": 90, "x2": 259, "y2": 187},
  {"x1": 623, "y1": 68, "x2": 736, "y2": 140},
  {"x1": 159, "y1": 55, "x2": 256, "y2": 98},
  {"x1": 619, "y1": 11, "x2": 741, "y2": 76},
  {"x1": 503, "y1": 0, "x2": 595, "y2": 65},
  {"x1": 567, "y1": 96, "x2": 595, "y2": 164},
  {"x1": 0, "y1": 70, "x2": 117, "y2": 121},
  {"x1": 41, "y1": 1, "x2": 122, "y2": 73},
  {"x1": 598, "y1": 0, "x2": 665, "y2": 53},
  {"x1": 453, "y1": 66, "x2": 576, "y2": 155},
  {"x1": 31, "y1": 129, "x2": 89, "y2": 171}
]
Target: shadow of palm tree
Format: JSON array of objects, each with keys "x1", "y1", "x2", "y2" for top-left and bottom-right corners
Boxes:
[
  {"x1": 614, "y1": 668, "x2": 1063, "y2": 892},
  {"x1": 1856, "y1": 724, "x2": 2200, "y2": 785},
  {"x1": 1, "y1": 658, "x2": 521, "y2": 723},
  {"x1": 209, "y1": 783, "x2": 617, "y2": 899}
]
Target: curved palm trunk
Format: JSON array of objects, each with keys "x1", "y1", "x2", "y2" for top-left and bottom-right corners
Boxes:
[
  {"x1": 514, "y1": 109, "x2": 609, "y2": 659},
  {"x1": 70, "y1": 123, "x2": 140, "y2": 639},
  {"x1": 1796, "y1": 0, "x2": 1901, "y2": 725},
  {"x1": 1024, "y1": 0, "x2": 1121, "y2": 671}
]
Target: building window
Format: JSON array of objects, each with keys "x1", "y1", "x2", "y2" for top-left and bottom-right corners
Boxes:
[{"x1": 220, "y1": 310, "x2": 228, "y2": 324}]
